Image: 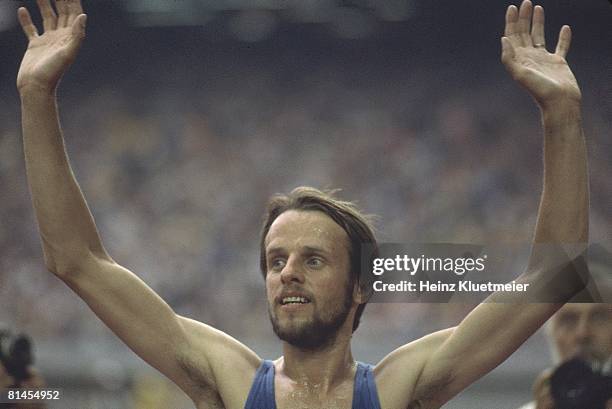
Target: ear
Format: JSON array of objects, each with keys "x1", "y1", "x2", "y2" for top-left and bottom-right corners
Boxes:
[{"x1": 352, "y1": 280, "x2": 369, "y2": 304}]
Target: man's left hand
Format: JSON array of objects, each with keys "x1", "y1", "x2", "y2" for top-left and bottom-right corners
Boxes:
[{"x1": 501, "y1": 0, "x2": 581, "y2": 109}]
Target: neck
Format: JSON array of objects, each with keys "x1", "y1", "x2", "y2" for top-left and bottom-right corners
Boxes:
[{"x1": 278, "y1": 328, "x2": 355, "y2": 392}]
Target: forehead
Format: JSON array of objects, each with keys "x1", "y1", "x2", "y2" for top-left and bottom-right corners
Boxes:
[
  {"x1": 265, "y1": 210, "x2": 349, "y2": 253},
  {"x1": 554, "y1": 303, "x2": 612, "y2": 319}
]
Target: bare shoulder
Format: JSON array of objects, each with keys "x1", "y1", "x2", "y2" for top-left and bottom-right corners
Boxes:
[
  {"x1": 178, "y1": 316, "x2": 262, "y2": 408},
  {"x1": 374, "y1": 327, "x2": 455, "y2": 409}
]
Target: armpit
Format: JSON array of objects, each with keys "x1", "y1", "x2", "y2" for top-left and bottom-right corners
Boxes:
[
  {"x1": 407, "y1": 400, "x2": 424, "y2": 409},
  {"x1": 177, "y1": 352, "x2": 215, "y2": 390},
  {"x1": 411, "y1": 371, "x2": 454, "y2": 409}
]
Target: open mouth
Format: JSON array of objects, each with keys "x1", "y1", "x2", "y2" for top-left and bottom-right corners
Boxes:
[{"x1": 280, "y1": 296, "x2": 311, "y2": 305}]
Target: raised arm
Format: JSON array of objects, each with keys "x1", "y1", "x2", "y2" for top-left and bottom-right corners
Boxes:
[
  {"x1": 376, "y1": 2, "x2": 589, "y2": 408},
  {"x1": 17, "y1": 1, "x2": 259, "y2": 403}
]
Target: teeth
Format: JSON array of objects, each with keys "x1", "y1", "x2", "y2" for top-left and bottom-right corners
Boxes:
[{"x1": 282, "y1": 296, "x2": 308, "y2": 304}]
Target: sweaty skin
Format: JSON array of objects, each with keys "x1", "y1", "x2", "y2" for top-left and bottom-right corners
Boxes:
[
  {"x1": 16, "y1": 1, "x2": 589, "y2": 408},
  {"x1": 265, "y1": 210, "x2": 362, "y2": 408}
]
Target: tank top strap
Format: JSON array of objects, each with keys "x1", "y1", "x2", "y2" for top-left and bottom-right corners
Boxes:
[
  {"x1": 244, "y1": 359, "x2": 276, "y2": 409},
  {"x1": 352, "y1": 361, "x2": 382, "y2": 409}
]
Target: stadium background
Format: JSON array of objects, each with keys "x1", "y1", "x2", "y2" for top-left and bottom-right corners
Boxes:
[{"x1": 0, "y1": 0, "x2": 611, "y2": 407}]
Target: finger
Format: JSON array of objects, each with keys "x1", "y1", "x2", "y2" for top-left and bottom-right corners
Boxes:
[
  {"x1": 66, "y1": 0, "x2": 83, "y2": 25},
  {"x1": 501, "y1": 36, "x2": 516, "y2": 70},
  {"x1": 36, "y1": 0, "x2": 57, "y2": 31},
  {"x1": 17, "y1": 8, "x2": 39, "y2": 40},
  {"x1": 517, "y1": 0, "x2": 533, "y2": 46},
  {"x1": 70, "y1": 13, "x2": 87, "y2": 40},
  {"x1": 555, "y1": 25, "x2": 571, "y2": 58},
  {"x1": 504, "y1": 5, "x2": 520, "y2": 42},
  {"x1": 531, "y1": 5, "x2": 546, "y2": 49},
  {"x1": 55, "y1": 0, "x2": 69, "y2": 28},
  {"x1": 66, "y1": 13, "x2": 87, "y2": 55}
]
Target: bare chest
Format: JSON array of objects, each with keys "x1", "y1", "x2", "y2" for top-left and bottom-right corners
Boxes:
[{"x1": 275, "y1": 377, "x2": 355, "y2": 409}]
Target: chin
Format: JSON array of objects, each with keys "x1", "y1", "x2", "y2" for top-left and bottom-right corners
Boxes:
[
  {"x1": 272, "y1": 316, "x2": 318, "y2": 345},
  {"x1": 276, "y1": 326, "x2": 332, "y2": 350},
  {"x1": 268, "y1": 306, "x2": 350, "y2": 350}
]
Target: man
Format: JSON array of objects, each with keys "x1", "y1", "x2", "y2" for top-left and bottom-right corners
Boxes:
[
  {"x1": 518, "y1": 303, "x2": 612, "y2": 409},
  {"x1": 1, "y1": 361, "x2": 46, "y2": 409},
  {"x1": 518, "y1": 250, "x2": 612, "y2": 409},
  {"x1": 16, "y1": 0, "x2": 590, "y2": 408}
]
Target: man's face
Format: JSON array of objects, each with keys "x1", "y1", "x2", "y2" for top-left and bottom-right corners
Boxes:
[
  {"x1": 264, "y1": 209, "x2": 356, "y2": 350},
  {"x1": 550, "y1": 303, "x2": 612, "y2": 362}
]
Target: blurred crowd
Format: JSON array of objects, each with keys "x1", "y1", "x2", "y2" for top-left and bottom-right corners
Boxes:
[{"x1": 0, "y1": 29, "x2": 610, "y2": 370}]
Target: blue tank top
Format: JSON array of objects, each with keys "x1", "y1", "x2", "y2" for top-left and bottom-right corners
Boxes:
[{"x1": 244, "y1": 360, "x2": 381, "y2": 409}]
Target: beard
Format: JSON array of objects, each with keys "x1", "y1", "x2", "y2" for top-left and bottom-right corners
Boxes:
[{"x1": 268, "y1": 284, "x2": 353, "y2": 350}]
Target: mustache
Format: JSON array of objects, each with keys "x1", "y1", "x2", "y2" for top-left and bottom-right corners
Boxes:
[{"x1": 572, "y1": 344, "x2": 601, "y2": 359}]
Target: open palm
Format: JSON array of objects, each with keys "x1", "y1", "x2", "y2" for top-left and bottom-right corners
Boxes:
[
  {"x1": 501, "y1": 1, "x2": 581, "y2": 107},
  {"x1": 17, "y1": 0, "x2": 86, "y2": 92}
]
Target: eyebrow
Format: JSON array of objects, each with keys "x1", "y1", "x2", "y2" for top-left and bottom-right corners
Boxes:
[
  {"x1": 266, "y1": 245, "x2": 330, "y2": 256},
  {"x1": 303, "y1": 246, "x2": 329, "y2": 255},
  {"x1": 590, "y1": 306, "x2": 612, "y2": 315}
]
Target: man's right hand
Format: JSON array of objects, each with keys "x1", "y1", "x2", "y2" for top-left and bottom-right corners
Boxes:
[
  {"x1": 17, "y1": 0, "x2": 87, "y2": 93},
  {"x1": 0, "y1": 362, "x2": 15, "y2": 390},
  {"x1": 15, "y1": 2, "x2": 263, "y2": 406},
  {"x1": 532, "y1": 368, "x2": 554, "y2": 409}
]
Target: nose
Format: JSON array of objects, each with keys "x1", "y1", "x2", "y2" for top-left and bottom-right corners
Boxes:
[
  {"x1": 574, "y1": 314, "x2": 592, "y2": 342},
  {"x1": 280, "y1": 256, "x2": 305, "y2": 285}
]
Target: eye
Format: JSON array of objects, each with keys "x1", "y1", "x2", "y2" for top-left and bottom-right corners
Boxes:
[
  {"x1": 590, "y1": 309, "x2": 611, "y2": 324},
  {"x1": 270, "y1": 258, "x2": 286, "y2": 271},
  {"x1": 556, "y1": 313, "x2": 578, "y2": 328},
  {"x1": 306, "y1": 257, "x2": 324, "y2": 268}
]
